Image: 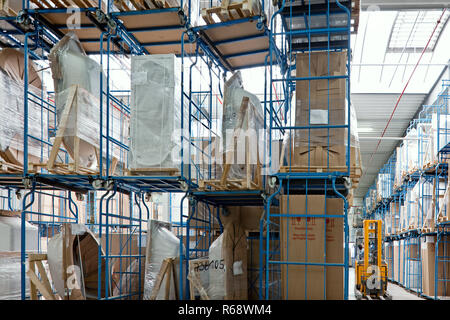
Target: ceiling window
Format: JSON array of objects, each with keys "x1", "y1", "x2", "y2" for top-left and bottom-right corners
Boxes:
[{"x1": 387, "y1": 10, "x2": 450, "y2": 53}]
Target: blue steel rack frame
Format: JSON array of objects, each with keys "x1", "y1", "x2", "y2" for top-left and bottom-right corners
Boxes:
[
  {"x1": 260, "y1": 0, "x2": 353, "y2": 300},
  {"x1": 0, "y1": 0, "x2": 286, "y2": 300},
  {"x1": 365, "y1": 80, "x2": 450, "y2": 300}
]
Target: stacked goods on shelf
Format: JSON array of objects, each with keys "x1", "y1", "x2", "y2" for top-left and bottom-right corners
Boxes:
[
  {"x1": 376, "y1": 173, "x2": 393, "y2": 202},
  {"x1": 0, "y1": 252, "x2": 32, "y2": 299},
  {"x1": 436, "y1": 179, "x2": 450, "y2": 224},
  {"x1": 421, "y1": 235, "x2": 450, "y2": 297},
  {"x1": 402, "y1": 128, "x2": 418, "y2": 178},
  {"x1": 0, "y1": 48, "x2": 48, "y2": 170},
  {"x1": 128, "y1": 54, "x2": 187, "y2": 176},
  {"x1": 47, "y1": 224, "x2": 109, "y2": 300},
  {"x1": 417, "y1": 122, "x2": 433, "y2": 170},
  {"x1": 200, "y1": 71, "x2": 264, "y2": 190},
  {"x1": 143, "y1": 220, "x2": 183, "y2": 300},
  {"x1": 393, "y1": 240, "x2": 405, "y2": 284},
  {"x1": 406, "y1": 241, "x2": 421, "y2": 291},
  {"x1": 280, "y1": 195, "x2": 344, "y2": 300},
  {"x1": 113, "y1": 0, "x2": 199, "y2": 26},
  {"x1": 282, "y1": 51, "x2": 361, "y2": 178},
  {"x1": 208, "y1": 219, "x2": 248, "y2": 300},
  {"x1": 385, "y1": 202, "x2": 400, "y2": 235},
  {"x1": 48, "y1": 32, "x2": 126, "y2": 175},
  {"x1": 406, "y1": 182, "x2": 420, "y2": 230},
  {"x1": 201, "y1": 0, "x2": 271, "y2": 25},
  {"x1": 430, "y1": 112, "x2": 450, "y2": 163},
  {"x1": 394, "y1": 146, "x2": 403, "y2": 189}
]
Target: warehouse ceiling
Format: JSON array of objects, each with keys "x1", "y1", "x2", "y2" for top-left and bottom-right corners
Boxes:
[{"x1": 351, "y1": 8, "x2": 450, "y2": 200}]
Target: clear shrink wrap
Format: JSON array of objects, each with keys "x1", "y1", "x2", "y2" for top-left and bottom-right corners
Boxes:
[
  {"x1": 221, "y1": 71, "x2": 265, "y2": 181},
  {"x1": 129, "y1": 54, "x2": 188, "y2": 171},
  {"x1": 143, "y1": 219, "x2": 184, "y2": 300},
  {"x1": 49, "y1": 32, "x2": 125, "y2": 169},
  {"x1": 0, "y1": 252, "x2": 30, "y2": 300},
  {"x1": 0, "y1": 66, "x2": 47, "y2": 163}
]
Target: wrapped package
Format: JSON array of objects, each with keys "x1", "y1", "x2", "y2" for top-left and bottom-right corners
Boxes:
[
  {"x1": 432, "y1": 113, "x2": 450, "y2": 159},
  {"x1": 129, "y1": 54, "x2": 188, "y2": 172},
  {"x1": 0, "y1": 49, "x2": 47, "y2": 164},
  {"x1": 207, "y1": 233, "x2": 226, "y2": 299},
  {"x1": 0, "y1": 252, "x2": 30, "y2": 299},
  {"x1": 402, "y1": 128, "x2": 418, "y2": 175},
  {"x1": 207, "y1": 221, "x2": 247, "y2": 300},
  {"x1": 405, "y1": 183, "x2": 419, "y2": 229},
  {"x1": 0, "y1": 216, "x2": 39, "y2": 252},
  {"x1": 143, "y1": 219, "x2": 183, "y2": 300},
  {"x1": 47, "y1": 223, "x2": 109, "y2": 300},
  {"x1": 221, "y1": 71, "x2": 265, "y2": 181},
  {"x1": 418, "y1": 122, "x2": 433, "y2": 168},
  {"x1": 200, "y1": 0, "x2": 272, "y2": 25},
  {"x1": 282, "y1": 51, "x2": 360, "y2": 172},
  {"x1": 376, "y1": 173, "x2": 393, "y2": 201},
  {"x1": 394, "y1": 146, "x2": 403, "y2": 188},
  {"x1": 49, "y1": 32, "x2": 125, "y2": 169}
]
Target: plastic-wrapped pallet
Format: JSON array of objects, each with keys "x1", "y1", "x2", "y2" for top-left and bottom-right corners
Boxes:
[
  {"x1": 0, "y1": 49, "x2": 47, "y2": 164},
  {"x1": 376, "y1": 173, "x2": 392, "y2": 201},
  {"x1": 49, "y1": 32, "x2": 125, "y2": 169},
  {"x1": 432, "y1": 113, "x2": 450, "y2": 157},
  {"x1": 143, "y1": 219, "x2": 184, "y2": 300},
  {"x1": 221, "y1": 71, "x2": 265, "y2": 181},
  {"x1": 418, "y1": 122, "x2": 433, "y2": 168},
  {"x1": 129, "y1": 54, "x2": 188, "y2": 172},
  {"x1": 207, "y1": 221, "x2": 247, "y2": 300},
  {"x1": 0, "y1": 252, "x2": 30, "y2": 299},
  {"x1": 0, "y1": 216, "x2": 39, "y2": 252},
  {"x1": 402, "y1": 128, "x2": 418, "y2": 175}
]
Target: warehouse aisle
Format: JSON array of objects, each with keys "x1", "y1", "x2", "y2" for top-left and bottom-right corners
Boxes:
[{"x1": 349, "y1": 268, "x2": 424, "y2": 300}]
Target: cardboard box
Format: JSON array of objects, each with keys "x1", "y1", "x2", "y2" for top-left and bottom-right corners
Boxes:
[
  {"x1": 421, "y1": 235, "x2": 450, "y2": 297},
  {"x1": 223, "y1": 206, "x2": 278, "y2": 232},
  {"x1": 393, "y1": 241, "x2": 404, "y2": 283},
  {"x1": 280, "y1": 195, "x2": 344, "y2": 300},
  {"x1": 285, "y1": 143, "x2": 359, "y2": 171},
  {"x1": 295, "y1": 51, "x2": 347, "y2": 146},
  {"x1": 247, "y1": 235, "x2": 279, "y2": 300},
  {"x1": 223, "y1": 221, "x2": 248, "y2": 300}
]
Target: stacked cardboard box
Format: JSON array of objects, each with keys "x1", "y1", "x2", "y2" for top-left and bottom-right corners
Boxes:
[
  {"x1": 280, "y1": 195, "x2": 344, "y2": 300},
  {"x1": 421, "y1": 235, "x2": 450, "y2": 297},
  {"x1": 287, "y1": 51, "x2": 359, "y2": 171},
  {"x1": 393, "y1": 241, "x2": 404, "y2": 284}
]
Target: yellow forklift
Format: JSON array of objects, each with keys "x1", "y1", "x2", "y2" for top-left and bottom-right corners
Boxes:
[{"x1": 355, "y1": 220, "x2": 391, "y2": 300}]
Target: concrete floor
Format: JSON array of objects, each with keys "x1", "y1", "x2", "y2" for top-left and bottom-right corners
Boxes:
[{"x1": 349, "y1": 267, "x2": 424, "y2": 300}]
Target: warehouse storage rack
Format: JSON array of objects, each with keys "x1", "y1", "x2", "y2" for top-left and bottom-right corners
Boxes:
[
  {"x1": 259, "y1": 0, "x2": 356, "y2": 300},
  {"x1": 0, "y1": 0, "x2": 293, "y2": 300},
  {"x1": 364, "y1": 80, "x2": 450, "y2": 300}
]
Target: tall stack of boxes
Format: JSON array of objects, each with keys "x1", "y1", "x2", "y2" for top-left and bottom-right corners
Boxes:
[{"x1": 286, "y1": 51, "x2": 357, "y2": 170}]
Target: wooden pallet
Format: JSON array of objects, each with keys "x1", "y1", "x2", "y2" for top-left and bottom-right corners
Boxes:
[
  {"x1": 198, "y1": 178, "x2": 261, "y2": 191},
  {"x1": 29, "y1": 0, "x2": 101, "y2": 9},
  {"x1": 114, "y1": 0, "x2": 178, "y2": 11},
  {"x1": 438, "y1": 216, "x2": 449, "y2": 223},
  {"x1": 0, "y1": 209, "x2": 21, "y2": 217},
  {"x1": 421, "y1": 227, "x2": 435, "y2": 234},
  {"x1": 278, "y1": 165, "x2": 361, "y2": 177},
  {"x1": 27, "y1": 253, "x2": 59, "y2": 300},
  {"x1": 199, "y1": 97, "x2": 263, "y2": 191},
  {"x1": 29, "y1": 162, "x2": 99, "y2": 175},
  {"x1": 125, "y1": 167, "x2": 180, "y2": 176},
  {"x1": 423, "y1": 161, "x2": 439, "y2": 171},
  {"x1": 0, "y1": 160, "x2": 22, "y2": 174},
  {"x1": 201, "y1": 0, "x2": 261, "y2": 25},
  {"x1": 0, "y1": 0, "x2": 18, "y2": 16}
]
